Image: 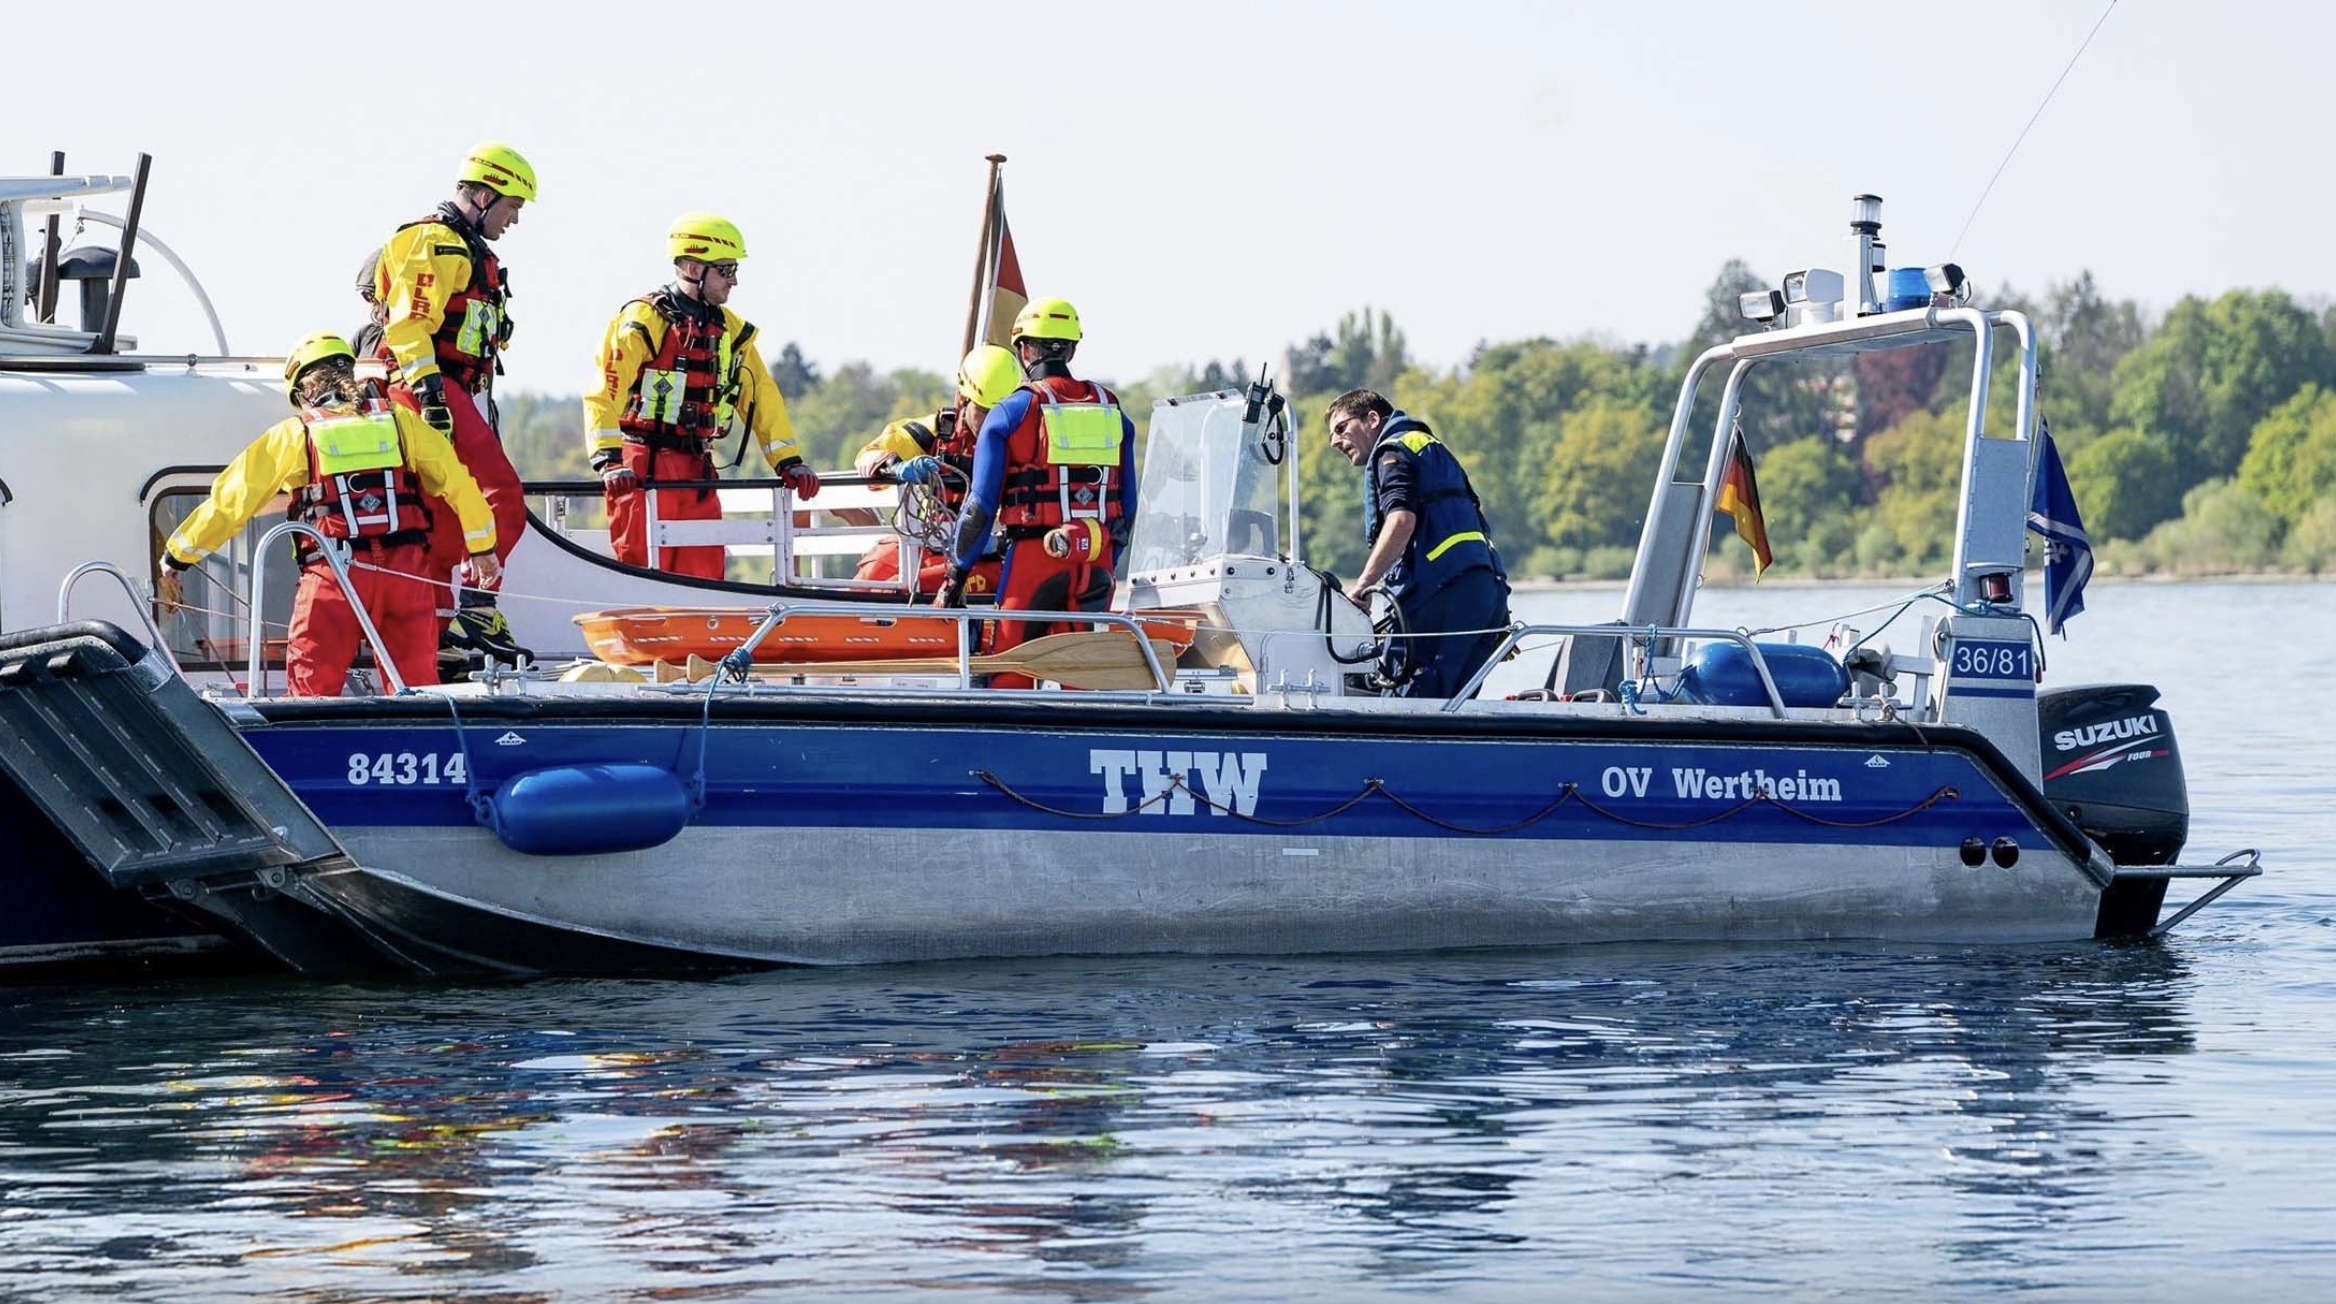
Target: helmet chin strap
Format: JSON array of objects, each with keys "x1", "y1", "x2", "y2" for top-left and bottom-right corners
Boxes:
[{"x1": 676, "y1": 261, "x2": 707, "y2": 303}]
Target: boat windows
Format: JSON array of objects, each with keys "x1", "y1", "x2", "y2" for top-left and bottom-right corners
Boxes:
[
  {"x1": 1126, "y1": 395, "x2": 1285, "y2": 571},
  {"x1": 147, "y1": 487, "x2": 296, "y2": 671}
]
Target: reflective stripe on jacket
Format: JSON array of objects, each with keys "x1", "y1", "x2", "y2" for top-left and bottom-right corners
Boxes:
[
  {"x1": 583, "y1": 291, "x2": 802, "y2": 472},
  {"x1": 1363, "y1": 413, "x2": 1505, "y2": 602},
  {"x1": 377, "y1": 205, "x2": 508, "y2": 392}
]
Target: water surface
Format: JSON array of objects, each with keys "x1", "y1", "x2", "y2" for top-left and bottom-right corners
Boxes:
[{"x1": 3, "y1": 580, "x2": 2329, "y2": 1300}]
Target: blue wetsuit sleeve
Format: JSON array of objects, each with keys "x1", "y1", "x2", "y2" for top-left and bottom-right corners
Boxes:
[
  {"x1": 954, "y1": 392, "x2": 1027, "y2": 569},
  {"x1": 1116, "y1": 409, "x2": 1139, "y2": 525}
]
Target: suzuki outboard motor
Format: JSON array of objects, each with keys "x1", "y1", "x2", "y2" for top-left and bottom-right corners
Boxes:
[{"x1": 2037, "y1": 684, "x2": 2188, "y2": 866}]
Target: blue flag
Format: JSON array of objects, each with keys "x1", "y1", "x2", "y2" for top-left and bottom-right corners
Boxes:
[{"x1": 2026, "y1": 420, "x2": 2091, "y2": 635}]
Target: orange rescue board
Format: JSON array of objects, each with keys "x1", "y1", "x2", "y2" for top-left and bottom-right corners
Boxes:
[{"x1": 575, "y1": 606, "x2": 1202, "y2": 667}]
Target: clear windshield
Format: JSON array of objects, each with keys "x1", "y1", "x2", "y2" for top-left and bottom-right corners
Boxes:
[{"x1": 1124, "y1": 391, "x2": 1286, "y2": 572}]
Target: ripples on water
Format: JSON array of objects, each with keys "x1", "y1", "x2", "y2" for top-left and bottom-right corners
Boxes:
[{"x1": 3, "y1": 582, "x2": 2332, "y2": 1300}]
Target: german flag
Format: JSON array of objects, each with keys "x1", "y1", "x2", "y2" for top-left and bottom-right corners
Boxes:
[
  {"x1": 966, "y1": 156, "x2": 1028, "y2": 351},
  {"x1": 1716, "y1": 422, "x2": 1773, "y2": 579},
  {"x1": 982, "y1": 209, "x2": 1026, "y2": 349}
]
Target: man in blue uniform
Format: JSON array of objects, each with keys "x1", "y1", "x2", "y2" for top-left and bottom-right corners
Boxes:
[{"x1": 1326, "y1": 388, "x2": 1511, "y2": 699}]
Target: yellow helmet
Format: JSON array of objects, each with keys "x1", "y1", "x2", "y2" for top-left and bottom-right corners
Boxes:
[
  {"x1": 283, "y1": 332, "x2": 356, "y2": 401},
  {"x1": 1011, "y1": 297, "x2": 1082, "y2": 344},
  {"x1": 668, "y1": 211, "x2": 746, "y2": 263},
  {"x1": 956, "y1": 344, "x2": 1022, "y2": 408},
  {"x1": 458, "y1": 142, "x2": 537, "y2": 203}
]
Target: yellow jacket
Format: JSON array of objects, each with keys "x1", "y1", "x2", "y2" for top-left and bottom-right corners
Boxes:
[
  {"x1": 583, "y1": 295, "x2": 802, "y2": 472},
  {"x1": 853, "y1": 412, "x2": 946, "y2": 478},
  {"x1": 376, "y1": 216, "x2": 500, "y2": 390},
  {"x1": 165, "y1": 405, "x2": 495, "y2": 565}
]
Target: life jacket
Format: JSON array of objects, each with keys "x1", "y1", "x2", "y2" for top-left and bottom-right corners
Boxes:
[
  {"x1": 393, "y1": 203, "x2": 509, "y2": 391},
  {"x1": 997, "y1": 376, "x2": 1127, "y2": 531},
  {"x1": 1363, "y1": 413, "x2": 1505, "y2": 602},
  {"x1": 617, "y1": 289, "x2": 756, "y2": 456},
  {"x1": 292, "y1": 398, "x2": 430, "y2": 554}
]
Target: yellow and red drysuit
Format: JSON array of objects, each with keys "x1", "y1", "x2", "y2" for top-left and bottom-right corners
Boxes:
[
  {"x1": 373, "y1": 205, "x2": 528, "y2": 616},
  {"x1": 163, "y1": 399, "x2": 495, "y2": 697},
  {"x1": 583, "y1": 288, "x2": 810, "y2": 579}
]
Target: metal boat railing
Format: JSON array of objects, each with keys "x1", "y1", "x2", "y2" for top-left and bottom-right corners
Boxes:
[
  {"x1": 244, "y1": 521, "x2": 407, "y2": 697},
  {"x1": 55, "y1": 560, "x2": 185, "y2": 679},
  {"x1": 712, "y1": 598, "x2": 1177, "y2": 693},
  {"x1": 1450, "y1": 622, "x2": 1794, "y2": 716},
  {"x1": 526, "y1": 471, "x2": 924, "y2": 595}
]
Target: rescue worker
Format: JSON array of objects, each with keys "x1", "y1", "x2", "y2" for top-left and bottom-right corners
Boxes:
[
  {"x1": 1324, "y1": 387, "x2": 1511, "y2": 699},
  {"x1": 585, "y1": 212, "x2": 819, "y2": 579},
  {"x1": 935, "y1": 298, "x2": 1138, "y2": 688},
  {"x1": 352, "y1": 246, "x2": 387, "y2": 361},
  {"x1": 157, "y1": 333, "x2": 498, "y2": 698},
  {"x1": 850, "y1": 342, "x2": 1021, "y2": 594},
  {"x1": 373, "y1": 141, "x2": 534, "y2": 667}
]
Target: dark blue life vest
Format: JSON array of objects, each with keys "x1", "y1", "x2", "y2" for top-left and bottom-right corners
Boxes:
[{"x1": 1363, "y1": 413, "x2": 1505, "y2": 602}]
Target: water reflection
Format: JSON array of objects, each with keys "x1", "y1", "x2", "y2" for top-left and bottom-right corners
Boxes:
[{"x1": 0, "y1": 943, "x2": 2205, "y2": 1299}]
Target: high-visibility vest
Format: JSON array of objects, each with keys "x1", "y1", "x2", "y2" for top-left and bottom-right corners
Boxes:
[
  {"x1": 997, "y1": 377, "x2": 1127, "y2": 530},
  {"x1": 294, "y1": 401, "x2": 430, "y2": 547}
]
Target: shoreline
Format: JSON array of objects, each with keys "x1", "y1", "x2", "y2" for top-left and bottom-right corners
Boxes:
[{"x1": 1509, "y1": 570, "x2": 2333, "y2": 593}]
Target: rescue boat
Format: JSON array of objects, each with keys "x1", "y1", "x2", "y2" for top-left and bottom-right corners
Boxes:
[{"x1": 1, "y1": 177, "x2": 2264, "y2": 976}]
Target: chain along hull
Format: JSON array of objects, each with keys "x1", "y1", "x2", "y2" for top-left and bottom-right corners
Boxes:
[{"x1": 231, "y1": 697, "x2": 2114, "y2": 972}]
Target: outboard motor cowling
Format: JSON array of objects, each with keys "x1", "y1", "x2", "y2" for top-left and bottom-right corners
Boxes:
[{"x1": 2037, "y1": 684, "x2": 2187, "y2": 866}]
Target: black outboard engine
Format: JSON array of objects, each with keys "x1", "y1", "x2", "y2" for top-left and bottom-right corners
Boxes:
[{"x1": 2037, "y1": 684, "x2": 2188, "y2": 866}]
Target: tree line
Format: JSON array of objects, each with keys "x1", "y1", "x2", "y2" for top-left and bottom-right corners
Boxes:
[{"x1": 493, "y1": 269, "x2": 2336, "y2": 580}]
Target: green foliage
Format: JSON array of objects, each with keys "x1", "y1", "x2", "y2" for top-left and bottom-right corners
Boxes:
[
  {"x1": 1756, "y1": 437, "x2": 1865, "y2": 573},
  {"x1": 2236, "y1": 383, "x2": 2336, "y2": 532},
  {"x1": 2038, "y1": 271, "x2": 2147, "y2": 439},
  {"x1": 2065, "y1": 427, "x2": 2183, "y2": 543},
  {"x1": 2109, "y1": 289, "x2": 2335, "y2": 497},
  {"x1": 1537, "y1": 398, "x2": 1666, "y2": 553},
  {"x1": 490, "y1": 267, "x2": 2336, "y2": 584},
  {"x1": 1861, "y1": 407, "x2": 1965, "y2": 568},
  {"x1": 495, "y1": 391, "x2": 593, "y2": 482},
  {"x1": 2282, "y1": 496, "x2": 2336, "y2": 573},
  {"x1": 2127, "y1": 478, "x2": 2279, "y2": 574},
  {"x1": 783, "y1": 361, "x2": 950, "y2": 472}
]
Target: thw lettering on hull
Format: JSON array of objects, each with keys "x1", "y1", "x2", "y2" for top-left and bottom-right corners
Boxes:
[{"x1": 1090, "y1": 749, "x2": 1268, "y2": 816}]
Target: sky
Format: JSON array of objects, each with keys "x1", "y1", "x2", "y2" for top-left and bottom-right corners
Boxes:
[{"x1": 14, "y1": 0, "x2": 2334, "y2": 396}]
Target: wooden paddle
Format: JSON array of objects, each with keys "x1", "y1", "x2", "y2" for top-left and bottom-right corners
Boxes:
[{"x1": 668, "y1": 629, "x2": 1180, "y2": 691}]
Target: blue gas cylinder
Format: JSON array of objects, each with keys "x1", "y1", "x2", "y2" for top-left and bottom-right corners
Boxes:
[
  {"x1": 485, "y1": 763, "x2": 696, "y2": 857},
  {"x1": 1676, "y1": 642, "x2": 1849, "y2": 709}
]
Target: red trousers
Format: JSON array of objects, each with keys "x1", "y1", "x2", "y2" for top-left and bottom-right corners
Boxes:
[
  {"x1": 285, "y1": 539, "x2": 439, "y2": 697},
  {"x1": 389, "y1": 383, "x2": 526, "y2": 617},
  {"x1": 987, "y1": 534, "x2": 1115, "y2": 689},
  {"x1": 606, "y1": 442, "x2": 725, "y2": 579}
]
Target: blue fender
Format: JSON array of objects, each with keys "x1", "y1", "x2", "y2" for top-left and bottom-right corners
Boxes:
[
  {"x1": 1677, "y1": 642, "x2": 1849, "y2": 709},
  {"x1": 482, "y1": 764, "x2": 697, "y2": 857}
]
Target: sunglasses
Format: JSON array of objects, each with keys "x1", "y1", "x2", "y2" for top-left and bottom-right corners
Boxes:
[{"x1": 707, "y1": 261, "x2": 740, "y2": 280}]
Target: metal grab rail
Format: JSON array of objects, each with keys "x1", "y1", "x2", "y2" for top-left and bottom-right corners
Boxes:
[
  {"x1": 526, "y1": 469, "x2": 927, "y2": 593},
  {"x1": 2117, "y1": 848, "x2": 2265, "y2": 937},
  {"x1": 55, "y1": 560, "x2": 185, "y2": 679},
  {"x1": 1448, "y1": 623, "x2": 1796, "y2": 717},
  {"x1": 716, "y1": 598, "x2": 1175, "y2": 693},
  {"x1": 245, "y1": 521, "x2": 408, "y2": 698}
]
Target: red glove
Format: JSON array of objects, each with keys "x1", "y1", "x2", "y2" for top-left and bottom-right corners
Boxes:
[{"x1": 781, "y1": 462, "x2": 820, "y2": 500}]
